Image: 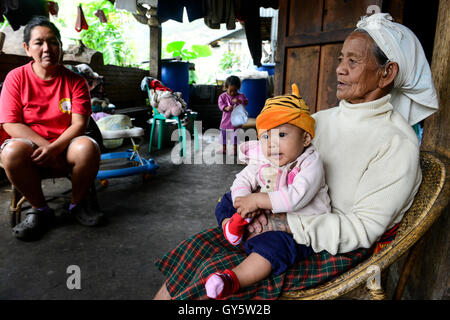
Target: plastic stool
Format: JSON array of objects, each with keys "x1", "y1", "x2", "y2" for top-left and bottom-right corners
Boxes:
[{"x1": 148, "y1": 108, "x2": 199, "y2": 157}]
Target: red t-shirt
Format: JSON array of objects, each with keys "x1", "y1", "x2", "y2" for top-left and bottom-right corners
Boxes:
[{"x1": 0, "y1": 61, "x2": 91, "y2": 143}]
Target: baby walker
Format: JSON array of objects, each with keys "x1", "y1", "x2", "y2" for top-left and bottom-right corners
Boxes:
[{"x1": 96, "y1": 115, "x2": 158, "y2": 186}]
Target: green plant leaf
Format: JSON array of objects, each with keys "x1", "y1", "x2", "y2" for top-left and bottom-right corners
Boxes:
[
  {"x1": 166, "y1": 41, "x2": 185, "y2": 53},
  {"x1": 181, "y1": 49, "x2": 197, "y2": 60},
  {"x1": 192, "y1": 44, "x2": 212, "y2": 58}
]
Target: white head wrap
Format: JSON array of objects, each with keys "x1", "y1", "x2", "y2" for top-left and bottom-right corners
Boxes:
[{"x1": 356, "y1": 13, "x2": 438, "y2": 125}]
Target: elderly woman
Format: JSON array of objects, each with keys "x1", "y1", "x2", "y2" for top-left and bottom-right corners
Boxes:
[
  {"x1": 153, "y1": 13, "x2": 438, "y2": 299},
  {"x1": 0, "y1": 16, "x2": 103, "y2": 241}
]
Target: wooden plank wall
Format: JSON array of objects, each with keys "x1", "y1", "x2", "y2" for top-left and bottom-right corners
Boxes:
[
  {"x1": 275, "y1": 0, "x2": 404, "y2": 113},
  {"x1": 0, "y1": 54, "x2": 148, "y2": 109}
]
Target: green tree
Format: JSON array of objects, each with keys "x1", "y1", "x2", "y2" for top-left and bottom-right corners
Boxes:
[
  {"x1": 218, "y1": 51, "x2": 240, "y2": 72},
  {"x1": 165, "y1": 41, "x2": 212, "y2": 61},
  {"x1": 165, "y1": 41, "x2": 212, "y2": 84},
  {"x1": 74, "y1": 0, "x2": 135, "y2": 66}
]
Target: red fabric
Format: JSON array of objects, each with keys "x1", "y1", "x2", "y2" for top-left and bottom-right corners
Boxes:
[
  {"x1": 0, "y1": 62, "x2": 91, "y2": 144},
  {"x1": 155, "y1": 227, "x2": 371, "y2": 300},
  {"x1": 373, "y1": 223, "x2": 400, "y2": 254},
  {"x1": 75, "y1": 4, "x2": 88, "y2": 32},
  {"x1": 225, "y1": 212, "x2": 249, "y2": 245},
  {"x1": 150, "y1": 79, "x2": 172, "y2": 92}
]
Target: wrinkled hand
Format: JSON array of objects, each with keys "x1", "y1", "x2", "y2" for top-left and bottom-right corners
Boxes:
[
  {"x1": 224, "y1": 106, "x2": 233, "y2": 112},
  {"x1": 246, "y1": 212, "x2": 291, "y2": 240},
  {"x1": 247, "y1": 210, "x2": 270, "y2": 240}
]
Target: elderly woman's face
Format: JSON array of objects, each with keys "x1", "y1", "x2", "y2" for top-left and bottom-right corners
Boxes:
[
  {"x1": 24, "y1": 26, "x2": 61, "y2": 69},
  {"x1": 336, "y1": 33, "x2": 382, "y2": 103}
]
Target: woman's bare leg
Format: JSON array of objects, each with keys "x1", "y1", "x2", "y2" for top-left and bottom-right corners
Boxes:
[
  {"x1": 153, "y1": 283, "x2": 172, "y2": 300},
  {"x1": 66, "y1": 137, "x2": 100, "y2": 204},
  {"x1": 1, "y1": 141, "x2": 46, "y2": 208}
]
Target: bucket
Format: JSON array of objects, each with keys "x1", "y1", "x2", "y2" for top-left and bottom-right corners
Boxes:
[
  {"x1": 161, "y1": 61, "x2": 190, "y2": 104},
  {"x1": 240, "y1": 78, "x2": 267, "y2": 118},
  {"x1": 256, "y1": 63, "x2": 275, "y2": 76}
]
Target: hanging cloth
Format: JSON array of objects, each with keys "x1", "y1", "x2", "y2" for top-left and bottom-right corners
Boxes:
[
  {"x1": 3, "y1": 0, "x2": 46, "y2": 31},
  {"x1": 0, "y1": 0, "x2": 19, "y2": 23},
  {"x1": 95, "y1": 9, "x2": 108, "y2": 23},
  {"x1": 204, "y1": 0, "x2": 236, "y2": 30},
  {"x1": 47, "y1": 1, "x2": 59, "y2": 17},
  {"x1": 157, "y1": 0, "x2": 205, "y2": 24},
  {"x1": 75, "y1": 4, "x2": 89, "y2": 32},
  {"x1": 239, "y1": 0, "x2": 278, "y2": 67}
]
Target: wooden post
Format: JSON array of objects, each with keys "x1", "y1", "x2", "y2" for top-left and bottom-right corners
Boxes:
[
  {"x1": 421, "y1": 0, "x2": 450, "y2": 158},
  {"x1": 148, "y1": 8, "x2": 161, "y2": 80}
]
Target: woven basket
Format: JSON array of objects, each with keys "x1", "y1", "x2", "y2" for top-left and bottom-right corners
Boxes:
[{"x1": 281, "y1": 152, "x2": 448, "y2": 300}]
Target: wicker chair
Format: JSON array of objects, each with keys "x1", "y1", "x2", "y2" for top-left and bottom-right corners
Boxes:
[
  {"x1": 281, "y1": 151, "x2": 448, "y2": 300},
  {"x1": 4, "y1": 177, "x2": 101, "y2": 228}
]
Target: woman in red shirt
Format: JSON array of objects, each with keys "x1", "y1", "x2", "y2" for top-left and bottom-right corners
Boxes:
[{"x1": 0, "y1": 16, "x2": 103, "y2": 241}]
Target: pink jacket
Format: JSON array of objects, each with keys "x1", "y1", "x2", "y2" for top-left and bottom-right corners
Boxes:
[
  {"x1": 231, "y1": 141, "x2": 331, "y2": 216},
  {"x1": 218, "y1": 92, "x2": 248, "y2": 129}
]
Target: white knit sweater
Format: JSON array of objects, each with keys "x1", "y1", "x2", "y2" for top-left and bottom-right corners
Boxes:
[{"x1": 287, "y1": 94, "x2": 422, "y2": 254}]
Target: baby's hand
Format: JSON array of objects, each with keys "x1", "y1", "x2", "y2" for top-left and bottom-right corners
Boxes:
[{"x1": 234, "y1": 194, "x2": 260, "y2": 218}]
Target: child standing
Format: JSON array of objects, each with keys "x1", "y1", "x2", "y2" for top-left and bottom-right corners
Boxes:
[
  {"x1": 206, "y1": 84, "x2": 331, "y2": 299},
  {"x1": 217, "y1": 76, "x2": 248, "y2": 154}
]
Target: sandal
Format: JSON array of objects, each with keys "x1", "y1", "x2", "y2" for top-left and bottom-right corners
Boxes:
[{"x1": 12, "y1": 208, "x2": 55, "y2": 241}]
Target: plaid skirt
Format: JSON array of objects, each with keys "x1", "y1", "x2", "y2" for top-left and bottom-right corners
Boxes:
[{"x1": 155, "y1": 227, "x2": 373, "y2": 300}]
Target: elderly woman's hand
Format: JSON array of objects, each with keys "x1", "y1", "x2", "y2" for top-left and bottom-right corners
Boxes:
[
  {"x1": 246, "y1": 211, "x2": 292, "y2": 240},
  {"x1": 247, "y1": 210, "x2": 269, "y2": 234}
]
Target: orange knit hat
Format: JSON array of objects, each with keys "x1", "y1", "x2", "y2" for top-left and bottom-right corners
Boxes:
[{"x1": 256, "y1": 84, "x2": 315, "y2": 138}]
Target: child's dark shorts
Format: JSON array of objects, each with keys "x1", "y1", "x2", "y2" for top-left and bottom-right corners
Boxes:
[{"x1": 215, "y1": 191, "x2": 314, "y2": 275}]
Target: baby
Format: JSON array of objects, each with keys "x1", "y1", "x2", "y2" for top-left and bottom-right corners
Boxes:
[{"x1": 206, "y1": 84, "x2": 331, "y2": 299}]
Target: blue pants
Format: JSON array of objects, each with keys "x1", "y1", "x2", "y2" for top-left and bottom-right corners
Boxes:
[{"x1": 215, "y1": 192, "x2": 313, "y2": 275}]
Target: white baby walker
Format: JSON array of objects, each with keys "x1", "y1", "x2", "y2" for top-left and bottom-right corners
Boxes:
[{"x1": 95, "y1": 114, "x2": 158, "y2": 186}]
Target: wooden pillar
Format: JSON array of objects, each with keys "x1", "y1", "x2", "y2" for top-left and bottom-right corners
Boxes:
[
  {"x1": 398, "y1": 0, "x2": 450, "y2": 299},
  {"x1": 421, "y1": 0, "x2": 450, "y2": 158},
  {"x1": 148, "y1": 8, "x2": 161, "y2": 80}
]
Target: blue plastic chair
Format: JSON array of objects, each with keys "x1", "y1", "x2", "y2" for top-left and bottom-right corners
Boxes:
[{"x1": 147, "y1": 88, "x2": 199, "y2": 157}]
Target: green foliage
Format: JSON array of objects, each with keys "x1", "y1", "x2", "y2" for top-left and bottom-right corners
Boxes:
[
  {"x1": 166, "y1": 41, "x2": 212, "y2": 61},
  {"x1": 219, "y1": 51, "x2": 240, "y2": 72},
  {"x1": 189, "y1": 69, "x2": 198, "y2": 85},
  {"x1": 0, "y1": 18, "x2": 9, "y2": 31},
  {"x1": 77, "y1": 0, "x2": 135, "y2": 66}
]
